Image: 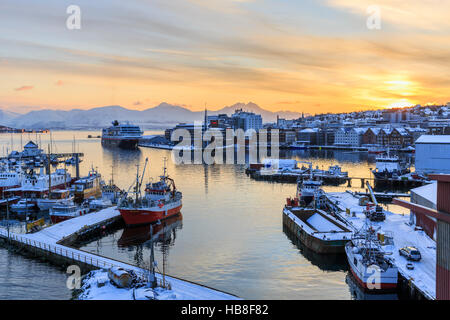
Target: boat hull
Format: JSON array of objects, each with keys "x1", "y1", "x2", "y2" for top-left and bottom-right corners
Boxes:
[
  {"x1": 119, "y1": 203, "x2": 182, "y2": 226},
  {"x1": 50, "y1": 209, "x2": 89, "y2": 224},
  {"x1": 282, "y1": 208, "x2": 351, "y2": 254},
  {"x1": 101, "y1": 137, "x2": 140, "y2": 149}
]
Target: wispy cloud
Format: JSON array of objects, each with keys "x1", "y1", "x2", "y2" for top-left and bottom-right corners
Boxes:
[
  {"x1": 14, "y1": 85, "x2": 34, "y2": 91},
  {"x1": 0, "y1": 0, "x2": 449, "y2": 113}
]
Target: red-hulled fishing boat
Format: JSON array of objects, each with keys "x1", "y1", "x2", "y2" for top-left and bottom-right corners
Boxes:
[{"x1": 118, "y1": 158, "x2": 182, "y2": 226}]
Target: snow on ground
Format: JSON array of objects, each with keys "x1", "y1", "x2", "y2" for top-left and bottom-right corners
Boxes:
[
  {"x1": 327, "y1": 192, "x2": 436, "y2": 299},
  {"x1": 0, "y1": 208, "x2": 240, "y2": 300},
  {"x1": 25, "y1": 206, "x2": 121, "y2": 243},
  {"x1": 78, "y1": 269, "x2": 210, "y2": 300}
]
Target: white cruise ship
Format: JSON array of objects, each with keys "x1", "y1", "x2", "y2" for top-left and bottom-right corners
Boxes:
[{"x1": 101, "y1": 120, "x2": 143, "y2": 149}]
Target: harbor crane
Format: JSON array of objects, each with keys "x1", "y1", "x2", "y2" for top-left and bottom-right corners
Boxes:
[{"x1": 364, "y1": 181, "x2": 386, "y2": 221}]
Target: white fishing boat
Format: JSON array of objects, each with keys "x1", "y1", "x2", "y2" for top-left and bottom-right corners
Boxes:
[
  {"x1": 345, "y1": 224, "x2": 398, "y2": 291},
  {"x1": 49, "y1": 201, "x2": 90, "y2": 223},
  {"x1": 36, "y1": 189, "x2": 73, "y2": 211},
  {"x1": 10, "y1": 199, "x2": 36, "y2": 214},
  {"x1": 10, "y1": 168, "x2": 72, "y2": 199}
]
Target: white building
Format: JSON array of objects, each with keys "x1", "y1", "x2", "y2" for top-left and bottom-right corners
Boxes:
[
  {"x1": 334, "y1": 128, "x2": 366, "y2": 147},
  {"x1": 415, "y1": 135, "x2": 450, "y2": 174}
]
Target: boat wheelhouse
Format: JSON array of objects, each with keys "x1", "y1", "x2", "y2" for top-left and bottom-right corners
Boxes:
[{"x1": 73, "y1": 168, "x2": 102, "y2": 203}]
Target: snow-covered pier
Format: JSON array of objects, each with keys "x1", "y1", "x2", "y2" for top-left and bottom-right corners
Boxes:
[
  {"x1": 0, "y1": 207, "x2": 239, "y2": 300},
  {"x1": 326, "y1": 191, "x2": 436, "y2": 300}
]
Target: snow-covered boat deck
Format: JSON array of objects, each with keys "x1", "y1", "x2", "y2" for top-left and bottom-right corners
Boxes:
[
  {"x1": 326, "y1": 191, "x2": 436, "y2": 300},
  {"x1": 0, "y1": 207, "x2": 239, "y2": 300}
]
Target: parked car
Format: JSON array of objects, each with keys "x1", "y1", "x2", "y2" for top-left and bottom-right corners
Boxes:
[{"x1": 399, "y1": 247, "x2": 421, "y2": 261}]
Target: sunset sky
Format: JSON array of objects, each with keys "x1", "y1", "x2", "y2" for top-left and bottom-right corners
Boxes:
[{"x1": 1, "y1": 0, "x2": 449, "y2": 114}]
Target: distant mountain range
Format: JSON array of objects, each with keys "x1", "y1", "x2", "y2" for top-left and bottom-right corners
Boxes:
[{"x1": 0, "y1": 102, "x2": 302, "y2": 130}]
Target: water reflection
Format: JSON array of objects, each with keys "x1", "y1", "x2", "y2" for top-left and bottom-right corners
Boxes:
[
  {"x1": 346, "y1": 273, "x2": 398, "y2": 300},
  {"x1": 1, "y1": 131, "x2": 415, "y2": 299},
  {"x1": 117, "y1": 213, "x2": 183, "y2": 269},
  {"x1": 283, "y1": 225, "x2": 348, "y2": 272},
  {"x1": 118, "y1": 213, "x2": 183, "y2": 248}
]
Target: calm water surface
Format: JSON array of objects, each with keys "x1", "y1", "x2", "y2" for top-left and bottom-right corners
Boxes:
[{"x1": 0, "y1": 130, "x2": 413, "y2": 299}]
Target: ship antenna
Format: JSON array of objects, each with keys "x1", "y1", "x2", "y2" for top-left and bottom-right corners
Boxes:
[
  {"x1": 135, "y1": 163, "x2": 140, "y2": 204},
  {"x1": 163, "y1": 157, "x2": 167, "y2": 177}
]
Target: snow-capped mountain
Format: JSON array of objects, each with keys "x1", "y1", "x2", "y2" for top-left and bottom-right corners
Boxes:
[{"x1": 1, "y1": 102, "x2": 301, "y2": 129}]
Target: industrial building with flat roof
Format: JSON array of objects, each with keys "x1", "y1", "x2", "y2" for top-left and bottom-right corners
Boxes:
[{"x1": 415, "y1": 135, "x2": 450, "y2": 174}]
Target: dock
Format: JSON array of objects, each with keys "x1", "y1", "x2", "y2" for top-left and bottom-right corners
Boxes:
[
  {"x1": 0, "y1": 207, "x2": 239, "y2": 300},
  {"x1": 354, "y1": 191, "x2": 410, "y2": 201},
  {"x1": 325, "y1": 191, "x2": 436, "y2": 300}
]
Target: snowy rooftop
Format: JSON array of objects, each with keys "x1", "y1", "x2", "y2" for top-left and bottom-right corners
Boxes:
[
  {"x1": 416, "y1": 135, "x2": 450, "y2": 144},
  {"x1": 411, "y1": 182, "x2": 437, "y2": 206}
]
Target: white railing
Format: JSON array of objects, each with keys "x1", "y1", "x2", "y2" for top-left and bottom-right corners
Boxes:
[{"x1": 3, "y1": 231, "x2": 149, "y2": 276}]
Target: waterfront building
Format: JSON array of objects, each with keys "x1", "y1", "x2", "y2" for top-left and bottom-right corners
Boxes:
[
  {"x1": 362, "y1": 128, "x2": 381, "y2": 145},
  {"x1": 334, "y1": 127, "x2": 366, "y2": 147},
  {"x1": 232, "y1": 109, "x2": 263, "y2": 131},
  {"x1": 394, "y1": 174, "x2": 450, "y2": 300},
  {"x1": 376, "y1": 128, "x2": 391, "y2": 146},
  {"x1": 415, "y1": 135, "x2": 450, "y2": 174},
  {"x1": 297, "y1": 128, "x2": 320, "y2": 145},
  {"x1": 389, "y1": 127, "x2": 413, "y2": 148},
  {"x1": 426, "y1": 118, "x2": 450, "y2": 135}
]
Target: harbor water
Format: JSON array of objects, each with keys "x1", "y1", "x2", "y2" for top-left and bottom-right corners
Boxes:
[{"x1": 0, "y1": 131, "x2": 413, "y2": 299}]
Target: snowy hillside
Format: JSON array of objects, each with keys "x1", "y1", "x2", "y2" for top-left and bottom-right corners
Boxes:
[{"x1": 1, "y1": 102, "x2": 301, "y2": 129}]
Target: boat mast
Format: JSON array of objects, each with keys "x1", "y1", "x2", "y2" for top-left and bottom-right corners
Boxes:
[
  {"x1": 149, "y1": 224, "x2": 156, "y2": 288},
  {"x1": 135, "y1": 163, "x2": 140, "y2": 204},
  {"x1": 47, "y1": 144, "x2": 51, "y2": 197}
]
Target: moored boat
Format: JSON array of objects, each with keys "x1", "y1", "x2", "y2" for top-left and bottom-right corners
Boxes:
[
  {"x1": 345, "y1": 226, "x2": 398, "y2": 291},
  {"x1": 49, "y1": 201, "x2": 90, "y2": 223},
  {"x1": 10, "y1": 199, "x2": 37, "y2": 214},
  {"x1": 283, "y1": 206, "x2": 352, "y2": 254},
  {"x1": 73, "y1": 168, "x2": 102, "y2": 203},
  {"x1": 36, "y1": 189, "x2": 73, "y2": 211},
  {"x1": 101, "y1": 120, "x2": 143, "y2": 149},
  {"x1": 118, "y1": 158, "x2": 182, "y2": 226},
  {"x1": 283, "y1": 176, "x2": 352, "y2": 254}
]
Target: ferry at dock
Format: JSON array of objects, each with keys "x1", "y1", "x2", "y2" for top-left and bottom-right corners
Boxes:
[
  {"x1": 101, "y1": 120, "x2": 143, "y2": 149},
  {"x1": 118, "y1": 159, "x2": 182, "y2": 226}
]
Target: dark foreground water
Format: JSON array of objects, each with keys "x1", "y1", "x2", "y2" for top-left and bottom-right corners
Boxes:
[{"x1": 0, "y1": 131, "x2": 413, "y2": 299}]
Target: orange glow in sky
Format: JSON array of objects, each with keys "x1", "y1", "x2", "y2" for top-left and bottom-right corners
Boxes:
[{"x1": 1, "y1": 0, "x2": 449, "y2": 115}]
